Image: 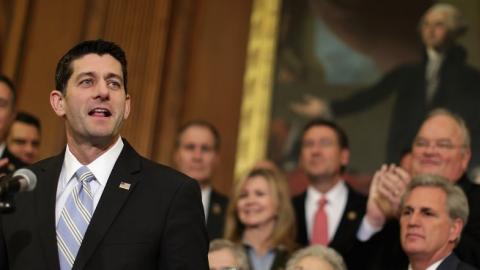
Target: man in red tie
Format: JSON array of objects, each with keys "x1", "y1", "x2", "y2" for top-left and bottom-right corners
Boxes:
[{"x1": 292, "y1": 118, "x2": 370, "y2": 270}]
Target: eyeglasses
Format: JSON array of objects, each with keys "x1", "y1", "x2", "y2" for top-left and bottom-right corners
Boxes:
[{"x1": 412, "y1": 139, "x2": 465, "y2": 151}]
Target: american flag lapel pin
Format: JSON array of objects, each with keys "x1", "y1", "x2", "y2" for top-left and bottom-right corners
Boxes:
[{"x1": 119, "y1": 181, "x2": 131, "y2": 190}]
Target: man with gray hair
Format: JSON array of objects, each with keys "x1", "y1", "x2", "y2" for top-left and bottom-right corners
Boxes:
[{"x1": 400, "y1": 174, "x2": 476, "y2": 270}]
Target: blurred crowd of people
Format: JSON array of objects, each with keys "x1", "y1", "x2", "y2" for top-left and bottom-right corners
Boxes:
[
  {"x1": 189, "y1": 106, "x2": 479, "y2": 270},
  {"x1": 179, "y1": 5, "x2": 480, "y2": 269}
]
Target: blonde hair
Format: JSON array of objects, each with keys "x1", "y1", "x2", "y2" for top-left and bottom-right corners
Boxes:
[{"x1": 223, "y1": 168, "x2": 297, "y2": 252}]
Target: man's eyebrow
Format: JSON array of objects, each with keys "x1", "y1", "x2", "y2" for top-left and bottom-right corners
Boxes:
[
  {"x1": 74, "y1": 72, "x2": 95, "y2": 80},
  {"x1": 419, "y1": 206, "x2": 438, "y2": 215},
  {"x1": 105, "y1": 73, "x2": 123, "y2": 81}
]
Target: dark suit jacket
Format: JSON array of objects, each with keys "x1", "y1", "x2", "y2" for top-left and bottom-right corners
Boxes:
[
  {"x1": 366, "y1": 175, "x2": 480, "y2": 269},
  {"x1": 0, "y1": 140, "x2": 209, "y2": 270},
  {"x1": 436, "y1": 253, "x2": 479, "y2": 270},
  {"x1": 451, "y1": 176, "x2": 480, "y2": 268},
  {"x1": 293, "y1": 183, "x2": 367, "y2": 269},
  {"x1": 206, "y1": 189, "x2": 228, "y2": 240}
]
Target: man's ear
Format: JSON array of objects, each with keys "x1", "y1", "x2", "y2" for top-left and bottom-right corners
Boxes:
[
  {"x1": 461, "y1": 148, "x2": 471, "y2": 172},
  {"x1": 448, "y1": 218, "x2": 464, "y2": 243},
  {"x1": 341, "y1": 148, "x2": 350, "y2": 166},
  {"x1": 123, "y1": 94, "x2": 131, "y2": 120},
  {"x1": 50, "y1": 90, "x2": 66, "y2": 117}
]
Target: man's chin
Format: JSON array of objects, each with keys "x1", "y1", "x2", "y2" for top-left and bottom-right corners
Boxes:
[{"x1": 187, "y1": 173, "x2": 210, "y2": 183}]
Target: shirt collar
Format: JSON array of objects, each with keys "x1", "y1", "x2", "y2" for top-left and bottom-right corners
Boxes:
[
  {"x1": 307, "y1": 179, "x2": 347, "y2": 207},
  {"x1": 61, "y1": 137, "x2": 124, "y2": 188},
  {"x1": 306, "y1": 179, "x2": 346, "y2": 204},
  {"x1": 407, "y1": 253, "x2": 450, "y2": 270}
]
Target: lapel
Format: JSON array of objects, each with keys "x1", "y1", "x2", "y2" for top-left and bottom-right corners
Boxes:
[
  {"x1": 207, "y1": 191, "x2": 222, "y2": 221},
  {"x1": 206, "y1": 190, "x2": 228, "y2": 239},
  {"x1": 35, "y1": 152, "x2": 65, "y2": 270},
  {"x1": 293, "y1": 192, "x2": 308, "y2": 246},
  {"x1": 73, "y1": 140, "x2": 142, "y2": 270},
  {"x1": 437, "y1": 253, "x2": 460, "y2": 270},
  {"x1": 329, "y1": 185, "x2": 364, "y2": 252}
]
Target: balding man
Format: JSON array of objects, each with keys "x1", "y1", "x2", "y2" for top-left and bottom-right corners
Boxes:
[
  {"x1": 291, "y1": 3, "x2": 480, "y2": 174},
  {"x1": 364, "y1": 109, "x2": 480, "y2": 269}
]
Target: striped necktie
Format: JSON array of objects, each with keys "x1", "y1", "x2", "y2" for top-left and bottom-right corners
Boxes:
[{"x1": 56, "y1": 166, "x2": 95, "y2": 270}]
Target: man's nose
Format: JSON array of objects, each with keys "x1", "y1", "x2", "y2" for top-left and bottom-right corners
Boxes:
[
  {"x1": 408, "y1": 212, "x2": 420, "y2": 226},
  {"x1": 192, "y1": 148, "x2": 204, "y2": 159},
  {"x1": 95, "y1": 81, "x2": 110, "y2": 99},
  {"x1": 25, "y1": 143, "x2": 35, "y2": 153},
  {"x1": 423, "y1": 143, "x2": 439, "y2": 155}
]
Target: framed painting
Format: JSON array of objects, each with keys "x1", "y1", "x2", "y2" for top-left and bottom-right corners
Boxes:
[{"x1": 235, "y1": 0, "x2": 480, "y2": 188}]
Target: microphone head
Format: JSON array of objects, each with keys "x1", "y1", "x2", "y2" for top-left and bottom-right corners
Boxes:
[{"x1": 13, "y1": 168, "x2": 37, "y2": 192}]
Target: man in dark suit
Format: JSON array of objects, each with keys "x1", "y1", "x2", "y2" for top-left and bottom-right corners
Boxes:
[
  {"x1": 0, "y1": 75, "x2": 27, "y2": 175},
  {"x1": 0, "y1": 40, "x2": 209, "y2": 269},
  {"x1": 174, "y1": 120, "x2": 228, "y2": 240},
  {"x1": 292, "y1": 118, "x2": 370, "y2": 269},
  {"x1": 399, "y1": 174, "x2": 477, "y2": 270}
]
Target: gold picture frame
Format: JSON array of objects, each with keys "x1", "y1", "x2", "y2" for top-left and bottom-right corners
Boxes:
[{"x1": 234, "y1": 0, "x2": 281, "y2": 181}]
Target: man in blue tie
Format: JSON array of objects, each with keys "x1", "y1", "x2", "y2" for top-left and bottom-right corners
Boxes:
[{"x1": 0, "y1": 39, "x2": 209, "y2": 269}]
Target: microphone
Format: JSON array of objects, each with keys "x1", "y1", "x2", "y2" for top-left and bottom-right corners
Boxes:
[{"x1": 0, "y1": 168, "x2": 37, "y2": 195}]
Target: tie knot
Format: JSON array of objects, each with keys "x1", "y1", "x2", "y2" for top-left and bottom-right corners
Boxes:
[
  {"x1": 318, "y1": 197, "x2": 328, "y2": 208},
  {"x1": 75, "y1": 166, "x2": 95, "y2": 184}
]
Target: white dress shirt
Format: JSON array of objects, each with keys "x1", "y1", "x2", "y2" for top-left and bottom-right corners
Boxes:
[
  {"x1": 201, "y1": 185, "x2": 212, "y2": 222},
  {"x1": 55, "y1": 137, "x2": 124, "y2": 224},
  {"x1": 305, "y1": 180, "x2": 348, "y2": 242}
]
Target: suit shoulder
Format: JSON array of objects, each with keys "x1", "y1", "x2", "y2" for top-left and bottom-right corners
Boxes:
[
  {"x1": 28, "y1": 153, "x2": 64, "y2": 173},
  {"x1": 292, "y1": 192, "x2": 307, "y2": 207},
  {"x1": 346, "y1": 184, "x2": 367, "y2": 202},
  {"x1": 459, "y1": 262, "x2": 479, "y2": 270},
  {"x1": 137, "y1": 157, "x2": 198, "y2": 189},
  {"x1": 211, "y1": 189, "x2": 228, "y2": 204}
]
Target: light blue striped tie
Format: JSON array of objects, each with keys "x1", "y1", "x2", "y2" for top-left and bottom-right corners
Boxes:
[{"x1": 56, "y1": 166, "x2": 95, "y2": 270}]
